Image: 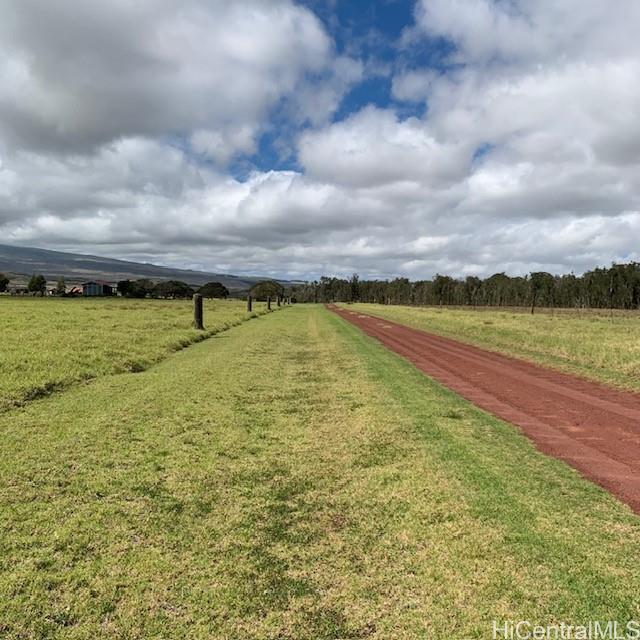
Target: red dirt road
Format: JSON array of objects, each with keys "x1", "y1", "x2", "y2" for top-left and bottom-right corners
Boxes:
[{"x1": 329, "y1": 304, "x2": 640, "y2": 514}]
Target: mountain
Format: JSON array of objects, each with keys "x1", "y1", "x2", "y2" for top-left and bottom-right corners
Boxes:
[{"x1": 0, "y1": 244, "x2": 290, "y2": 290}]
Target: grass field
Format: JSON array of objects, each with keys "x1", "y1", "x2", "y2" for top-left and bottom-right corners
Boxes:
[
  {"x1": 1, "y1": 304, "x2": 639, "y2": 639},
  {"x1": 343, "y1": 303, "x2": 640, "y2": 391},
  {"x1": 0, "y1": 297, "x2": 266, "y2": 411}
]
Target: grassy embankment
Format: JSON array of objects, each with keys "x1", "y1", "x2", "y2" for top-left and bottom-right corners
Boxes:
[
  {"x1": 0, "y1": 297, "x2": 266, "y2": 411},
  {"x1": 344, "y1": 303, "x2": 640, "y2": 391},
  {"x1": 0, "y1": 304, "x2": 639, "y2": 639}
]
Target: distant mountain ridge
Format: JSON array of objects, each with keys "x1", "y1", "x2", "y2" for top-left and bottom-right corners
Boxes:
[{"x1": 0, "y1": 244, "x2": 290, "y2": 290}]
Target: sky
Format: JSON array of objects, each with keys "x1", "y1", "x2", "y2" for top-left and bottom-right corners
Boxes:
[{"x1": 1, "y1": 0, "x2": 640, "y2": 281}]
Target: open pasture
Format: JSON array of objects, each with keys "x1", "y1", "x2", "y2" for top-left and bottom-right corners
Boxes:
[
  {"x1": 0, "y1": 297, "x2": 265, "y2": 411},
  {"x1": 344, "y1": 303, "x2": 640, "y2": 391},
  {"x1": 1, "y1": 305, "x2": 639, "y2": 638}
]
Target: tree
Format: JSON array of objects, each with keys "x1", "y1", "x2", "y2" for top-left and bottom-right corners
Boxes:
[
  {"x1": 54, "y1": 277, "x2": 66, "y2": 295},
  {"x1": 198, "y1": 281, "x2": 229, "y2": 299},
  {"x1": 118, "y1": 279, "x2": 153, "y2": 298},
  {"x1": 283, "y1": 260, "x2": 640, "y2": 310},
  {"x1": 117, "y1": 280, "x2": 133, "y2": 296},
  {"x1": 0, "y1": 273, "x2": 9, "y2": 293},
  {"x1": 132, "y1": 279, "x2": 153, "y2": 298},
  {"x1": 464, "y1": 276, "x2": 482, "y2": 306},
  {"x1": 485, "y1": 272, "x2": 511, "y2": 306},
  {"x1": 28, "y1": 274, "x2": 47, "y2": 296},
  {"x1": 432, "y1": 274, "x2": 455, "y2": 306},
  {"x1": 349, "y1": 273, "x2": 360, "y2": 303},
  {"x1": 250, "y1": 280, "x2": 284, "y2": 301},
  {"x1": 152, "y1": 280, "x2": 193, "y2": 299},
  {"x1": 529, "y1": 272, "x2": 554, "y2": 314},
  {"x1": 388, "y1": 277, "x2": 412, "y2": 305}
]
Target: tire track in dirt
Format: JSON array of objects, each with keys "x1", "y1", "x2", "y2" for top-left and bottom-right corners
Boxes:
[{"x1": 329, "y1": 305, "x2": 640, "y2": 514}]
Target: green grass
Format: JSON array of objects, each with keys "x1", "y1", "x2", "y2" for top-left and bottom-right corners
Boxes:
[
  {"x1": 343, "y1": 302, "x2": 640, "y2": 391},
  {"x1": 0, "y1": 297, "x2": 266, "y2": 411},
  {"x1": 0, "y1": 305, "x2": 639, "y2": 639}
]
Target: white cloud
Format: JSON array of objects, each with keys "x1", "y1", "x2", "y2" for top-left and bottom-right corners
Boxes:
[
  {"x1": 298, "y1": 106, "x2": 470, "y2": 189},
  {"x1": 0, "y1": 0, "x2": 334, "y2": 159},
  {"x1": 291, "y1": 56, "x2": 364, "y2": 127},
  {"x1": 414, "y1": 0, "x2": 640, "y2": 65},
  {"x1": 1, "y1": 0, "x2": 640, "y2": 280},
  {"x1": 391, "y1": 69, "x2": 438, "y2": 102},
  {"x1": 190, "y1": 126, "x2": 258, "y2": 165}
]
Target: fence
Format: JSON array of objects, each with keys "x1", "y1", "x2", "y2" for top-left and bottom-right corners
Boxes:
[{"x1": 193, "y1": 294, "x2": 292, "y2": 330}]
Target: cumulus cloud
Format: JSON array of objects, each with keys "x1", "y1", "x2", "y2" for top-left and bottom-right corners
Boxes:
[
  {"x1": 298, "y1": 106, "x2": 470, "y2": 188},
  {"x1": 1, "y1": 0, "x2": 639, "y2": 280},
  {"x1": 391, "y1": 69, "x2": 437, "y2": 102},
  {"x1": 413, "y1": 0, "x2": 640, "y2": 65},
  {"x1": 0, "y1": 0, "x2": 332, "y2": 156}
]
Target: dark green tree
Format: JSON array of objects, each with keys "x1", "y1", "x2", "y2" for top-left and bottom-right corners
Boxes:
[
  {"x1": 529, "y1": 272, "x2": 555, "y2": 314},
  {"x1": 0, "y1": 273, "x2": 9, "y2": 292},
  {"x1": 464, "y1": 276, "x2": 482, "y2": 306},
  {"x1": 432, "y1": 274, "x2": 455, "y2": 306},
  {"x1": 54, "y1": 277, "x2": 66, "y2": 295},
  {"x1": 152, "y1": 280, "x2": 193, "y2": 299},
  {"x1": 198, "y1": 282, "x2": 230, "y2": 299},
  {"x1": 28, "y1": 274, "x2": 47, "y2": 296},
  {"x1": 120, "y1": 279, "x2": 153, "y2": 298},
  {"x1": 250, "y1": 280, "x2": 284, "y2": 301},
  {"x1": 485, "y1": 272, "x2": 511, "y2": 306},
  {"x1": 349, "y1": 273, "x2": 360, "y2": 302},
  {"x1": 117, "y1": 280, "x2": 133, "y2": 296},
  {"x1": 389, "y1": 278, "x2": 412, "y2": 304}
]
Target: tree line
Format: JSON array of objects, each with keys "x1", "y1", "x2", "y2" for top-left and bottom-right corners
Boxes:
[
  {"x1": 116, "y1": 280, "x2": 233, "y2": 299},
  {"x1": 0, "y1": 273, "x2": 52, "y2": 295},
  {"x1": 5, "y1": 263, "x2": 640, "y2": 310},
  {"x1": 115, "y1": 279, "x2": 284, "y2": 300},
  {"x1": 289, "y1": 262, "x2": 640, "y2": 311},
  {"x1": 0, "y1": 272, "x2": 286, "y2": 301}
]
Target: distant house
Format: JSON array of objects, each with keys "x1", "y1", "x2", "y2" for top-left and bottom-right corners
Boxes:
[
  {"x1": 8, "y1": 286, "x2": 28, "y2": 295},
  {"x1": 82, "y1": 281, "x2": 114, "y2": 296}
]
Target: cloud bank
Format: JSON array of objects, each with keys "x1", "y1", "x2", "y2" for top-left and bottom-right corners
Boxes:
[{"x1": 1, "y1": 0, "x2": 639, "y2": 279}]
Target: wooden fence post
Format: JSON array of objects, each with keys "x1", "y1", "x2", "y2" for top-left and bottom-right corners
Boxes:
[
  {"x1": 247, "y1": 295, "x2": 253, "y2": 312},
  {"x1": 277, "y1": 296, "x2": 281, "y2": 307},
  {"x1": 193, "y1": 294, "x2": 204, "y2": 330},
  {"x1": 267, "y1": 296, "x2": 271, "y2": 311}
]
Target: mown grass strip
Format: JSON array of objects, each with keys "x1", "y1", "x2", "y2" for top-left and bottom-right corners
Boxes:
[
  {"x1": 0, "y1": 305, "x2": 638, "y2": 639},
  {"x1": 0, "y1": 297, "x2": 270, "y2": 411}
]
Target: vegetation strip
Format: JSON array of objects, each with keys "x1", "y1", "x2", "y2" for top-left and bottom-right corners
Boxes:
[
  {"x1": 330, "y1": 304, "x2": 640, "y2": 514},
  {"x1": 1, "y1": 305, "x2": 639, "y2": 638},
  {"x1": 0, "y1": 298, "x2": 269, "y2": 412},
  {"x1": 291, "y1": 264, "x2": 640, "y2": 310}
]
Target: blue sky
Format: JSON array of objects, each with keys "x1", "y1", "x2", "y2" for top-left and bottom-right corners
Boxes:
[
  {"x1": 250, "y1": 0, "x2": 428, "y2": 175},
  {"x1": 1, "y1": 0, "x2": 639, "y2": 280},
  {"x1": 250, "y1": 0, "x2": 459, "y2": 174}
]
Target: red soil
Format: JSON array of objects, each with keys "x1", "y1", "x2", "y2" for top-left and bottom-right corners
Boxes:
[{"x1": 329, "y1": 304, "x2": 640, "y2": 514}]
